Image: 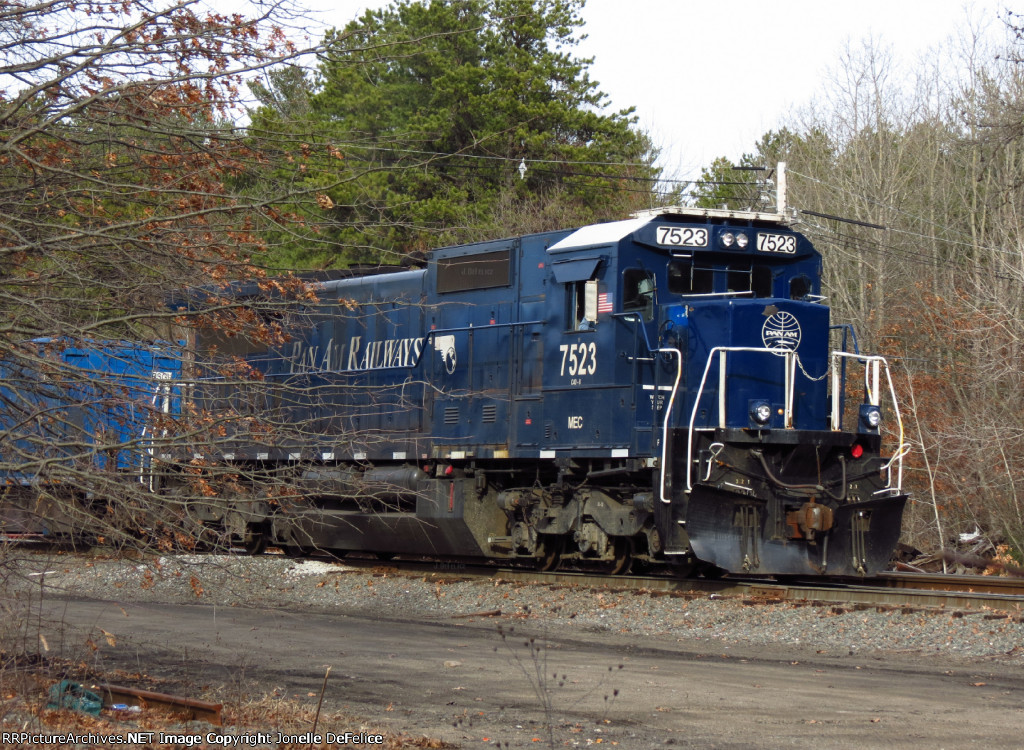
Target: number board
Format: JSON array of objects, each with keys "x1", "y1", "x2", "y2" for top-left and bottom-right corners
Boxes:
[
  {"x1": 655, "y1": 226, "x2": 708, "y2": 247},
  {"x1": 756, "y1": 233, "x2": 797, "y2": 254}
]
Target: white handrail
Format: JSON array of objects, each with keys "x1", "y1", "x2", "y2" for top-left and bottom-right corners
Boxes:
[
  {"x1": 682, "y1": 348, "x2": 907, "y2": 494},
  {"x1": 830, "y1": 352, "x2": 907, "y2": 490},
  {"x1": 684, "y1": 346, "x2": 794, "y2": 493},
  {"x1": 658, "y1": 347, "x2": 683, "y2": 504}
]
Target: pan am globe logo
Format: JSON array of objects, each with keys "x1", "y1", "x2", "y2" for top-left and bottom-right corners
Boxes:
[{"x1": 761, "y1": 311, "x2": 801, "y2": 355}]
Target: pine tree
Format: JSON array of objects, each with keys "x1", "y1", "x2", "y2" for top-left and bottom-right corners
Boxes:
[{"x1": 247, "y1": 0, "x2": 660, "y2": 269}]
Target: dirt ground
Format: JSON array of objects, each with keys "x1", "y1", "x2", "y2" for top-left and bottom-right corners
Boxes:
[{"x1": 24, "y1": 593, "x2": 1024, "y2": 749}]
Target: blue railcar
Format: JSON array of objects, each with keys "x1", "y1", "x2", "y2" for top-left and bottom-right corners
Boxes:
[
  {"x1": 182, "y1": 207, "x2": 908, "y2": 575},
  {"x1": 0, "y1": 340, "x2": 181, "y2": 539}
]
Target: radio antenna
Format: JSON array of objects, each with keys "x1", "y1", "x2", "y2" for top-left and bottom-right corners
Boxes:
[{"x1": 777, "y1": 161, "x2": 787, "y2": 217}]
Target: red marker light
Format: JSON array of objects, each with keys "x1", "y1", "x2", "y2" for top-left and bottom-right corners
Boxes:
[{"x1": 851, "y1": 443, "x2": 864, "y2": 459}]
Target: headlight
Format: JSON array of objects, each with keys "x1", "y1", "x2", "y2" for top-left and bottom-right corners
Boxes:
[
  {"x1": 860, "y1": 405, "x2": 882, "y2": 429},
  {"x1": 750, "y1": 401, "x2": 772, "y2": 425},
  {"x1": 735, "y1": 232, "x2": 749, "y2": 248},
  {"x1": 721, "y1": 232, "x2": 735, "y2": 248}
]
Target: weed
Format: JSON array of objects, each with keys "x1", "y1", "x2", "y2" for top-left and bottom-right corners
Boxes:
[{"x1": 493, "y1": 609, "x2": 626, "y2": 750}]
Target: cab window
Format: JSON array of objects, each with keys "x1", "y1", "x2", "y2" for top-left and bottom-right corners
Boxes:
[
  {"x1": 567, "y1": 279, "x2": 598, "y2": 330},
  {"x1": 668, "y1": 260, "x2": 713, "y2": 295},
  {"x1": 726, "y1": 264, "x2": 748, "y2": 293},
  {"x1": 727, "y1": 264, "x2": 773, "y2": 296},
  {"x1": 752, "y1": 266, "x2": 773, "y2": 297},
  {"x1": 790, "y1": 275, "x2": 810, "y2": 300},
  {"x1": 622, "y1": 269, "x2": 655, "y2": 321}
]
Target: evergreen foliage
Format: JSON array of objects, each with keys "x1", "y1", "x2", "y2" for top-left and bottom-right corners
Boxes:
[{"x1": 247, "y1": 0, "x2": 661, "y2": 269}]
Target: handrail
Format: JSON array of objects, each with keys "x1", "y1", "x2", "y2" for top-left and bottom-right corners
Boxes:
[
  {"x1": 682, "y1": 347, "x2": 907, "y2": 494},
  {"x1": 612, "y1": 311, "x2": 657, "y2": 352},
  {"x1": 830, "y1": 352, "x2": 907, "y2": 490},
  {"x1": 139, "y1": 376, "x2": 175, "y2": 490},
  {"x1": 612, "y1": 313, "x2": 682, "y2": 505},
  {"x1": 658, "y1": 346, "x2": 683, "y2": 504},
  {"x1": 685, "y1": 346, "x2": 797, "y2": 492}
]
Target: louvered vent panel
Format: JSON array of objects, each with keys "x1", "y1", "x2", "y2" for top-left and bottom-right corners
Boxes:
[
  {"x1": 444, "y1": 407, "x2": 460, "y2": 425},
  {"x1": 482, "y1": 404, "x2": 497, "y2": 423}
]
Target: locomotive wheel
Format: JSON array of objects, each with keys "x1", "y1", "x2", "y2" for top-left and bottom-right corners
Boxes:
[
  {"x1": 242, "y1": 535, "x2": 267, "y2": 555},
  {"x1": 630, "y1": 557, "x2": 652, "y2": 575},
  {"x1": 696, "y1": 562, "x2": 725, "y2": 580},
  {"x1": 538, "y1": 536, "x2": 562, "y2": 572},
  {"x1": 609, "y1": 539, "x2": 632, "y2": 576},
  {"x1": 241, "y1": 530, "x2": 267, "y2": 556}
]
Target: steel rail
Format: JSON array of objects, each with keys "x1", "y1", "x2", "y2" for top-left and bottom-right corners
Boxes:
[
  {"x1": 312, "y1": 556, "x2": 1024, "y2": 615},
  {"x1": 22, "y1": 547, "x2": 1024, "y2": 615}
]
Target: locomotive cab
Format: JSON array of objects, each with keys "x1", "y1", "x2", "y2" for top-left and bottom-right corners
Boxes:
[
  {"x1": 650, "y1": 211, "x2": 903, "y2": 576},
  {"x1": 544, "y1": 206, "x2": 908, "y2": 576}
]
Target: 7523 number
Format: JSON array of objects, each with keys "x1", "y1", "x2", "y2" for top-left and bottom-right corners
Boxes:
[
  {"x1": 559, "y1": 341, "x2": 596, "y2": 377},
  {"x1": 656, "y1": 226, "x2": 708, "y2": 247},
  {"x1": 756, "y1": 232, "x2": 797, "y2": 254}
]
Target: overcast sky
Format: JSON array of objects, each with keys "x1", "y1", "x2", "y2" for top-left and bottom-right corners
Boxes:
[
  {"x1": 296, "y1": 0, "x2": 1013, "y2": 180},
  {"x1": 575, "y1": 0, "x2": 1011, "y2": 175}
]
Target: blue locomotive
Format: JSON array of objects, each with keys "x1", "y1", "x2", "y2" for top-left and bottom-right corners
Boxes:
[{"x1": 176, "y1": 204, "x2": 909, "y2": 576}]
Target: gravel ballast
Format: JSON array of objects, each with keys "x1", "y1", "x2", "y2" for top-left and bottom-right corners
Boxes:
[{"x1": 8, "y1": 550, "x2": 1024, "y2": 665}]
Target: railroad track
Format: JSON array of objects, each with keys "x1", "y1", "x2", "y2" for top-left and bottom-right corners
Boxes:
[
  {"x1": 308, "y1": 554, "x2": 1024, "y2": 615},
  {"x1": 14, "y1": 544, "x2": 1024, "y2": 615}
]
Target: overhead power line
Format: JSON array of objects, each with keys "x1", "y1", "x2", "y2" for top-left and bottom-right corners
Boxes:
[{"x1": 789, "y1": 168, "x2": 1022, "y2": 261}]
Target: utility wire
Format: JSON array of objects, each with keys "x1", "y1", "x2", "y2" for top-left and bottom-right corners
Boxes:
[
  {"x1": 790, "y1": 168, "x2": 1022, "y2": 260},
  {"x1": 800, "y1": 218, "x2": 1021, "y2": 282},
  {"x1": 273, "y1": 141, "x2": 1022, "y2": 280}
]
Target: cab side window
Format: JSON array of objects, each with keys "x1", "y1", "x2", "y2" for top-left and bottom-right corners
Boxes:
[
  {"x1": 622, "y1": 269, "x2": 655, "y2": 321},
  {"x1": 790, "y1": 275, "x2": 810, "y2": 300},
  {"x1": 567, "y1": 279, "x2": 599, "y2": 330}
]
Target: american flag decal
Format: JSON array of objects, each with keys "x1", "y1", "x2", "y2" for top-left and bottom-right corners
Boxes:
[{"x1": 597, "y1": 292, "x2": 613, "y2": 314}]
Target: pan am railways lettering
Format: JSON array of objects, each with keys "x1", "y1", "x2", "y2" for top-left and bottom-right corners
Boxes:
[{"x1": 287, "y1": 335, "x2": 426, "y2": 374}]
